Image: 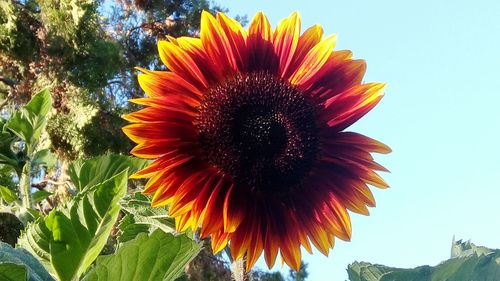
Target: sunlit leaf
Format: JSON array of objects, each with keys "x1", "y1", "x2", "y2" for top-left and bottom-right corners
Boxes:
[
  {"x1": 68, "y1": 154, "x2": 148, "y2": 191},
  {"x1": 32, "y1": 191, "x2": 52, "y2": 204},
  {"x1": 17, "y1": 170, "x2": 128, "y2": 281},
  {"x1": 83, "y1": 230, "x2": 201, "y2": 281},
  {"x1": 0, "y1": 185, "x2": 17, "y2": 204},
  {"x1": 5, "y1": 89, "x2": 52, "y2": 149}
]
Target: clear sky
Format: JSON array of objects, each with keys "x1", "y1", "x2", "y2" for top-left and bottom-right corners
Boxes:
[{"x1": 214, "y1": 0, "x2": 500, "y2": 280}]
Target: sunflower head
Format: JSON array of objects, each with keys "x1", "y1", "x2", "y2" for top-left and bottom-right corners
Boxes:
[{"x1": 123, "y1": 11, "x2": 390, "y2": 272}]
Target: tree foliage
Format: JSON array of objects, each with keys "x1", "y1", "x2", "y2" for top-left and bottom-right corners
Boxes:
[{"x1": 0, "y1": 0, "x2": 245, "y2": 160}]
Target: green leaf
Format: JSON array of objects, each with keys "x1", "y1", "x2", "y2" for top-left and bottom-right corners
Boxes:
[
  {"x1": 118, "y1": 192, "x2": 175, "y2": 243},
  {"x1": 347, "y1": 240, "x2": 500, "y2": 281},
  {"x1": 17, "y1": 170, "x2": 128, "y2": 281},
  {"x1": 0, "y1": 185, "x2": 18, "y2": 204},
  {"x1": 31, "y1": 149, "x2": 57, "y2": 171},
  {"x1": 5, "y1": 89, "x2": 52, "y2": 149},
  {"x1": 0, "y1": 263, "x2": 27, "y2": 281},
  {"x1": 25, "y1": 89, "x2": 52, "y2": 118},
  {"x1": 83, "y1": 230, "x2": 201, "y2": 281},
  {"x1": 68, "y1": 154, "x2": 148, "y2": 191},
  {"x1": 347, "y1": 262, "x2": 396, "y2": 281},
  {"x1": 32, "y1": 191, "x2": 52, "y2": 204},
  {"x1": 0, "y1": 242, "x2": 54, "y2": 281},
  {"x1": 117, "y1": 214, "x2": 150, "y2": 244}
]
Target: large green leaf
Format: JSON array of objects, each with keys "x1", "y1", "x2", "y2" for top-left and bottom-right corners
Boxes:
[
  {"x1": 347, "y1": 240, "x2": 500, "y2": 281},
  {"x1": 68, "y1": 154, "x2": 148, "y2": 191},
  {"x1": 117, "y1": 192, "x2": 175, "y2": 243},
  {"x1": 0, "y1": 263, "x2": 27, "y2": 281},
  {"x1": 17, "y1": 170, "x2": 128, "y2": 281},
  {"x1": 83, "y1": 230, "x2": 201, "y2": 281},
  {"x1": 5, "y1": 89, "x2": 52, "y2": 149},
  {"x1": 0, "y1": 242, "x2": 54, "y2": 281}
]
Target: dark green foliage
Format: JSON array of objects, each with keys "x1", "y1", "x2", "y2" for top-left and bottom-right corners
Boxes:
[
  {"x1": 80, "y1": 110, "x2": 133, "y2": 157},
  {"x1": 289, "y1": 262, "x2": 309, "y2": 281},
  {"x1": 252, "y1": 271, "x2": 285, "y2": 281},
  {"x1": 0, "y1": 1, "x2": 39, "y2": 62},
  {"x1": 0, "y1": 165, "x2": 16, "y2": 190},
  {"x1": 0, "y1": 213, "x2": 23, "y2": 246},
  {"x1": 252, "y1": 261, "x2": 309, "y2": 281}
]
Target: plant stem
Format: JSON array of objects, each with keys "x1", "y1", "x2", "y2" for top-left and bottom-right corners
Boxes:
[
  {"x1": 19, "y1": 160, "x2": 32, "y2": 209},
  {"x1": 232, "y1": 257, "x2": 250, "y2": 281}
]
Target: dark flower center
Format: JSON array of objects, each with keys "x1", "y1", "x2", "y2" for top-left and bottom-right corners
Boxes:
[{"x1": 196, "y1": 72, "x2": 319, "y2": 197}]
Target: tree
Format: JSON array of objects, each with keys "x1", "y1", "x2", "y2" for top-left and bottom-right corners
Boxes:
[
  {"x1": 288, "y1": 262, "x2": 309, "y2": 281},
  {"x1": 0, "y1": 0, "x2": 246, "y2": 160}
]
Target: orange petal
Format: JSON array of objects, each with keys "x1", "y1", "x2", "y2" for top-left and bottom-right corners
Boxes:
[
  {"x1": 273, "y1": 12, "x2": 301, "y2": 77},
  {"x1": 301, "y1": 58, "x2": 366, "y2": 100},
  {"x1": 247, "y1": 12, "x2": 278, "y2": 72},
  {"x1": 200, "y1": 11, "x2": 238, "y2": 74},
  {"x1": 216, "y1": 12, "x2": 247, "y2": 71},
  {"x1": 157, "y1": 40, "x2": 208, "y2": 89},
  {"x1": 289, "y1": 34, "x2": 337, "y2": 85},
  {"x1": 211, "y1": 230, "x2": 230, "y2": 253},
  {"x1": 175, "y1": 212, "x2": 194, "y2": 232},
  {"x1": 263, "y1": 206, "x2": 279, "y2": 268},
  {"x1": 279, "y1": 233, "x2": 302, "y2": 271},
  {"x1": 223, "y1": 185, "x2": 248, "y2": 233},
  {"x1": 230, "y1": 221, "x2": 252, "y2": 260},
  {"x1": 327, "y1": 132, "x2": 392, "y2": 154},
  {"x1": 322, "y1": 83, "x2": 386, "y2": 131},
  {"x1": 135, "y1": 68, "x2": 202, "y2": 99},
  {"x1": 169, "y1": 172, "x2": 211, "y2": 217},
  {"x1": 122, "y1": 106, "x2": 196, "y2": 123},
  {"x1": 130, "y1": 140, "x2": 194, "y2": 159},
  {"x1": 245, "y1": 215, "x2": 264, "y2": 271},
  {"x1": 325, "y1": 193, "x2": 352, "y2": 241},
  {"x1": 122, "y1": 122, "x2": 195, "y2": 144},
  {"x1": 132, "y1": 153, "x2": 192, "y2": 179},
  {"x1": 285, "y1": 24, "x2": 324, "y2": 78},
  {"x1": 200, "y1": 176, "x2": 230, "y2": 237}
]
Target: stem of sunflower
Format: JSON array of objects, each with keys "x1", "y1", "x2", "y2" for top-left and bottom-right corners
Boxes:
[{"x1": 231, "y1": 257, "x2": 250, "y2": 281}]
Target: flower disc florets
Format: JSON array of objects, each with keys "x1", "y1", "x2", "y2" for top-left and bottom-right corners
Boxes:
[{"x1": 197, "y1": 72, "x2": 319, "y2": 197}]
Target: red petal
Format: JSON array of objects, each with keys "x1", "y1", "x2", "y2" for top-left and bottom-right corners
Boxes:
[
  {"x1": 247, "y1": 12, "x2": 278, "y2": 72},
  {"x1": 273, "y1": 12, "x2": 301, "y2": 77},
  {"x1": 321, "y1": 83, "x2": 386, "y2": 131}
]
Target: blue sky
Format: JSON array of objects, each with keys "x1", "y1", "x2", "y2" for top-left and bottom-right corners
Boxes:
[{"x1": 215, "y1": 0, "x2": 500, "y2": 280}]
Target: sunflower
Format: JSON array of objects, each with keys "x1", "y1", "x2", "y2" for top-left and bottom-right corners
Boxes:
[{"x1": 123, "y1": 11, "x2": 390, "y2": 271}]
